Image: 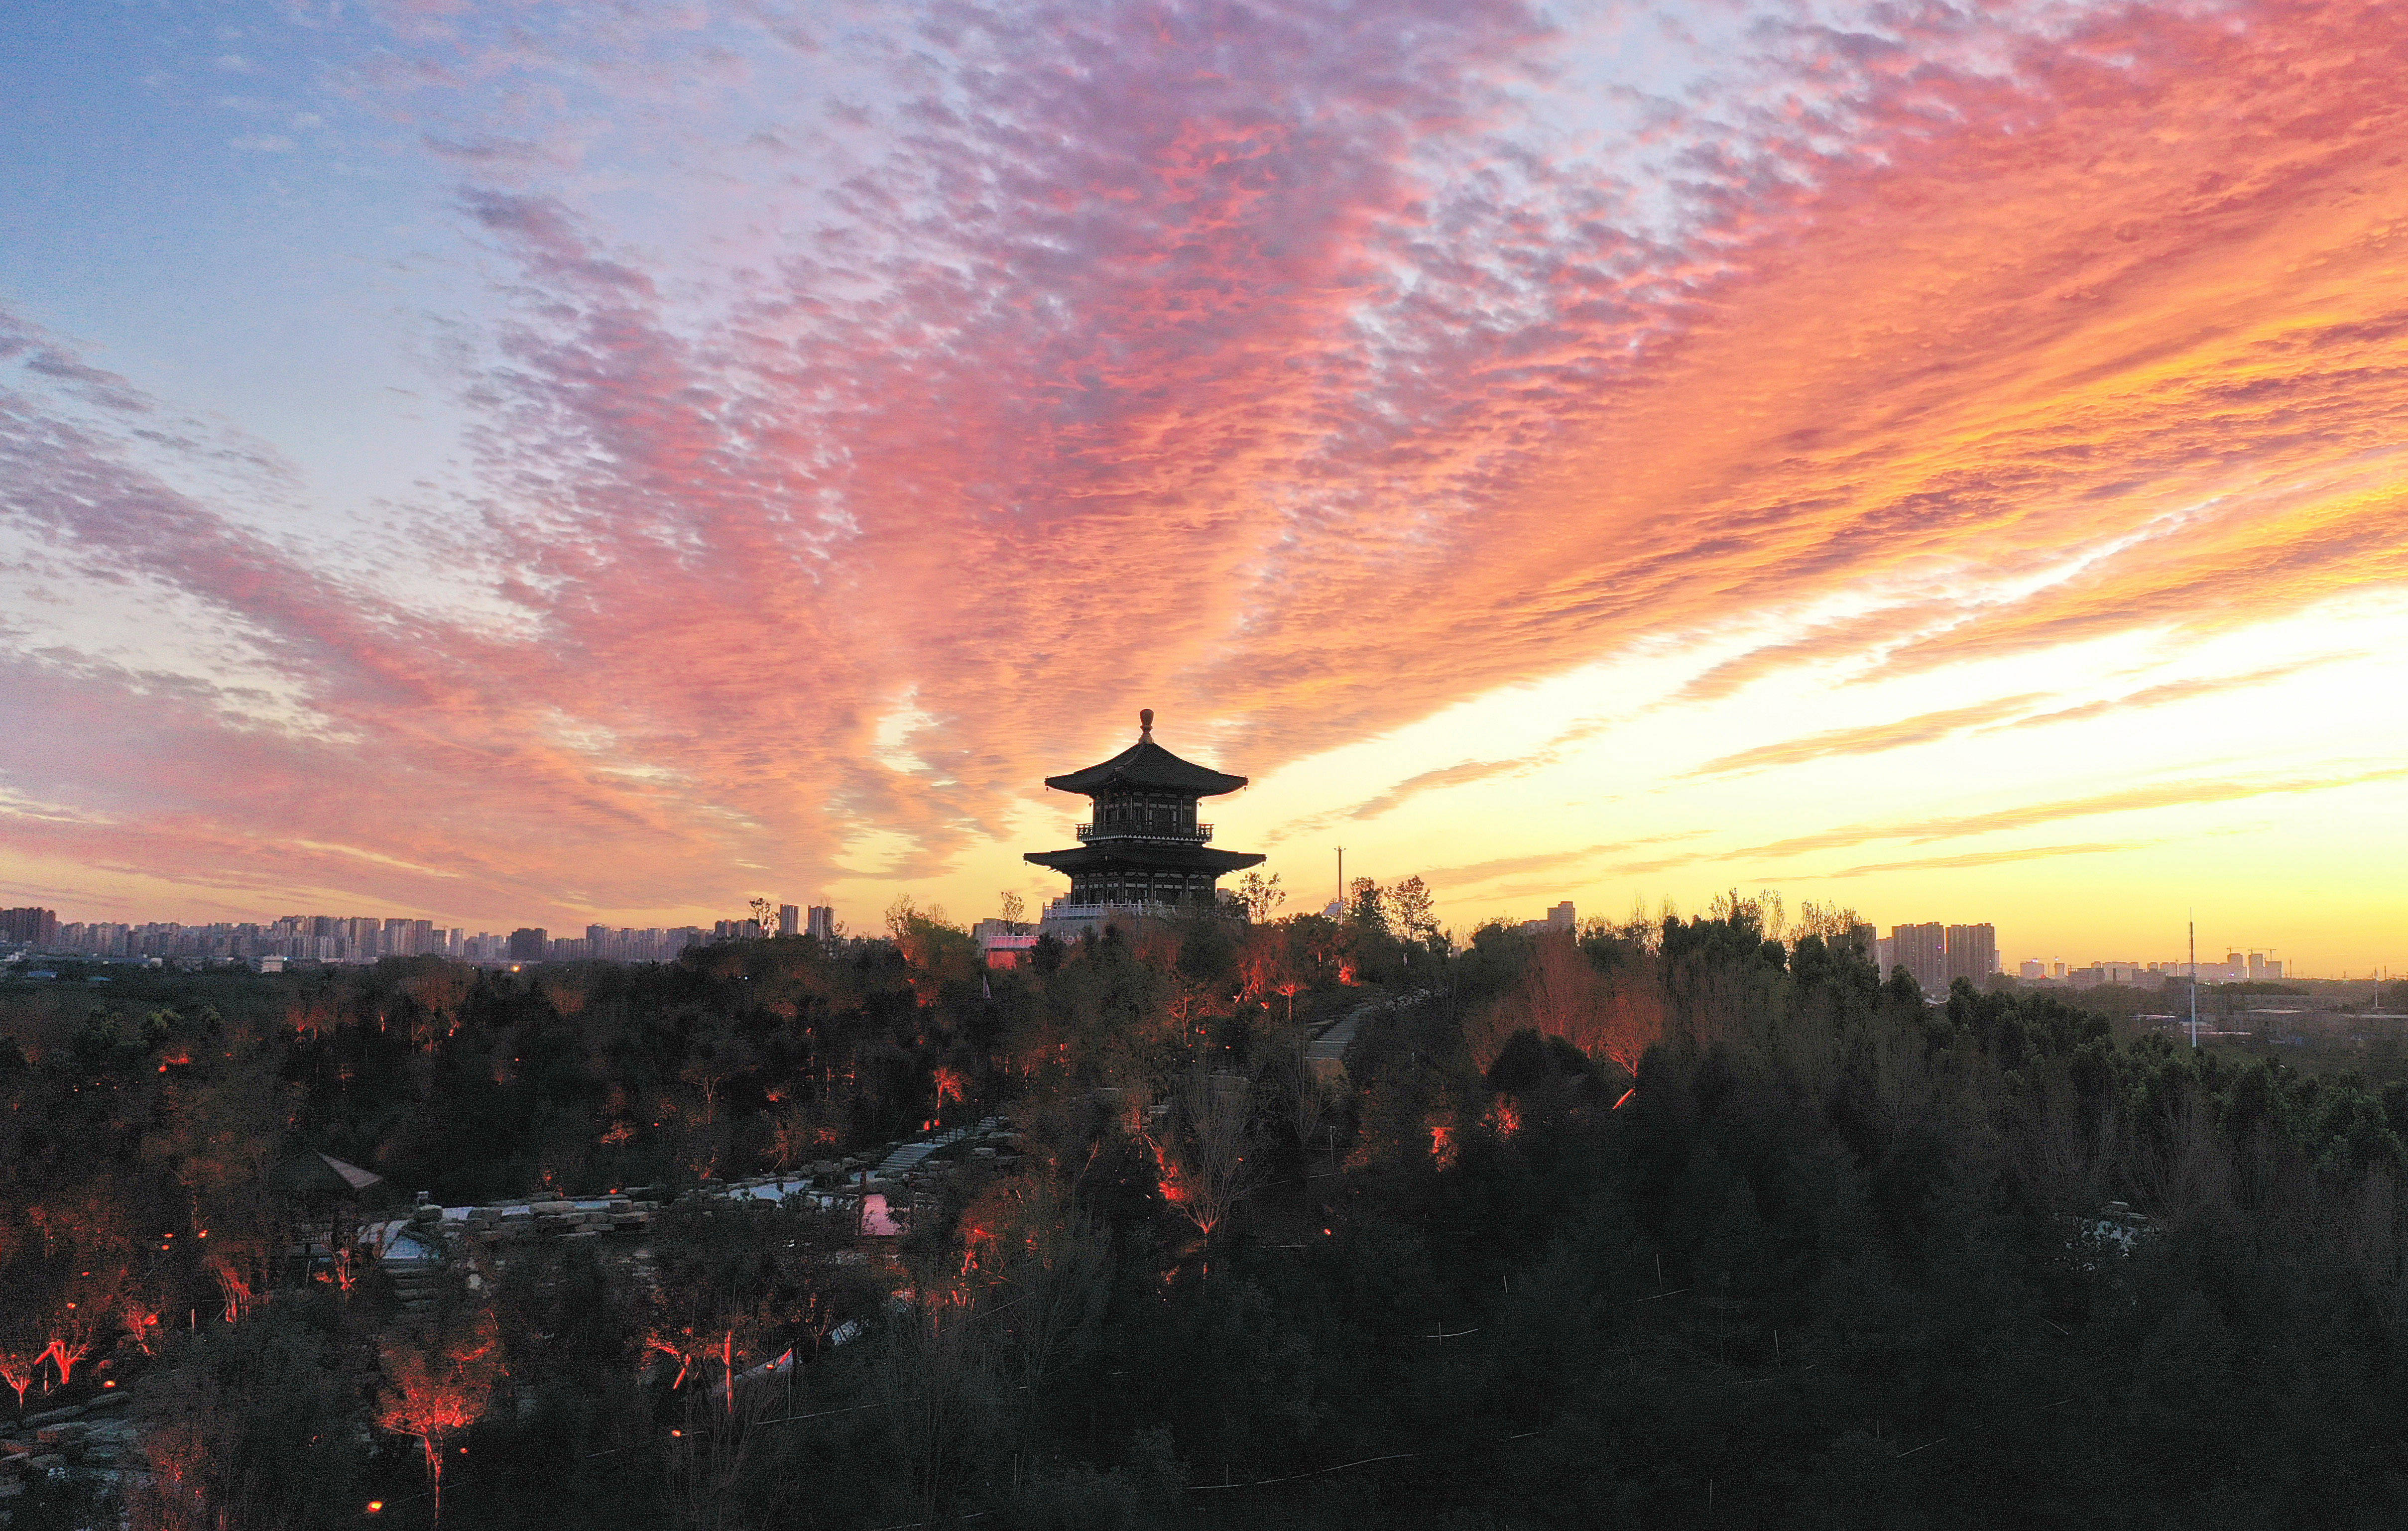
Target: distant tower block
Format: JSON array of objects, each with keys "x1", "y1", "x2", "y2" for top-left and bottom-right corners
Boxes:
[{"x1": 1026, "y1": 709, "x2": 1263, "y2": 937}]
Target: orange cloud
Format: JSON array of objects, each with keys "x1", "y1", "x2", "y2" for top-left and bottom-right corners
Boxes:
[
  {"x1": 1741, "y1": 764, "x2": 2408, "y2": 864},
  {"x1": 1823, "y1": 842, "x2": 2157, "y2": 880},
  {"x1": 1690, "y1": 696, "x2": 2048, "y2": 778},
  {"x1": 1978, "y1": 658, "x2": 2352, "y2": 734}
]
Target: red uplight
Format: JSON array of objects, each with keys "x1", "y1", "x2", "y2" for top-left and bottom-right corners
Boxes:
[{"x1": 367, "y1": 1502, "x2": 383, "y2": 1513}]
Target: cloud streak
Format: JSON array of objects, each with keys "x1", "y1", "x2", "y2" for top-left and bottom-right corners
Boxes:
[
  {"x1": 1691, "y1": 696, "x2": 2047, "y2": 778},
  {"x1": 1824, "y1": 842, "x2": 2154, "y2": 880},
  {"x1": 1741, "y1": 764, "x2": 2408, "y2": 864}
]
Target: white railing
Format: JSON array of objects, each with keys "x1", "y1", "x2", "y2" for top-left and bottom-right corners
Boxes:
[{"x1": 1075, "y1": 823, "x2": 1211, "y2": 843}]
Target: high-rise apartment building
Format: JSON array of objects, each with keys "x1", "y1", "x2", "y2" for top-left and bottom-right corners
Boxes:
[
  {"x1": 1944, "y1": 924, "x2": 1997, "y2": 987},
  {"x1": 0, "y1": 907, "x2": 58, "y2": 945},
  {"x1": 806, "y1": 906, "x2": 836, "y2": 941},
  {"x1": 508, "y1": 928, "x2": 548, "y2": 961},
  {"x1": 778, "y1": 904, "x2": 801, "y2": 937},
  {"x1": 1891, "y1": 923, "x2": 1948, "y2": 994},
  {"x1": 1886, "y1": 921, "x2": 1997, "y2": 995}
]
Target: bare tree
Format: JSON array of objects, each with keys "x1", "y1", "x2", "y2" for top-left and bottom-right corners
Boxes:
[
  {"x1": 1794, "y1": 900, "x2": 1863, "y2": 944},
  {"x1": 981, "y1": 1179, "x2": 1112, "y2": 1400},
  {"x1": 1289, "y1": 1033, "x2": 1336, "y2": 1169},
  {"x1": 1234, "y1": 870, "x2": 1285, "y2": 923},
  {"x1": 378, "y1": 1312, "x2": 503, "y2": 1529},
  {"x1": 1471, "y1": 932, "x2": 1664, "y2": 1077},
  {"x1": 1151, "y1": 1068, "x2": 1260, "y2": 1243},
  {"x1": 1707, "y1": 887, "x2": 1785, "y2": 941},
  {"x1": 876, "y1": 1300, "x2": 1006, "y2": 1528},
  {"x1": 1391, "y1": 875, "x2": 1441, "y2": 947}
]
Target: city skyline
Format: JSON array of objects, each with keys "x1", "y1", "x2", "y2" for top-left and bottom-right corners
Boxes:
[
  {"x1": 3, "y1": 899, "x2": 2389, "y2": 982},
  {"x1": 6, "y1": 2, "x2": 2408, "y2": 972}
]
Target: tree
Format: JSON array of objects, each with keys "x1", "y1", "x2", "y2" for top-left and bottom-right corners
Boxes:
[
  {"x1": 956, "y1": 1177, "x2": 1112, "y2": 1399},
  {"x1": 641, "y1": 1200, "x2": 873, "y2": 1416},
  {"x1": 0, "y1": 1337, "x2": 37, "y2": 1412},
  {"x1": 1346, "y1": 877, "x2": 1389, "y2": 935},
  {"x1": 1233, "y1": 871, "x2": 1285, "y2": 924},
  {"x1": 1473, "y1": 931, "x2": 1662, "y2": 1077},
  {"x1": 1001, "y1": 891, "x2": 1026, "y2": 926},
  {"x1": 1148, "y1": 1068, "x2": 1260, "y2": 1246},
  {"x1": 40, "y1": 1282, "x2": 110, "y2": 1388},
  {"x1": 130, "y1": 1310, "x2": 367, "y2": 1531},
  {"x1": 378, "y1": 1311, "x2": 503, "y2": 1528},
  {"x1": 749, "y1": 896, "x2": 779, "y2": 937},
  {"x1": 1793, "y1": 899, "x2": 1862, "y2": 944},
  {"x1": 1391, "y1": 875, "x2": 1441, "y2": 948},
  {"x1": 1237, "y1": 924, "x2": 1308, "y2": 1022},
  {"x1": 117, "y1": 1272, "x2": 164, "y2": 1355}
]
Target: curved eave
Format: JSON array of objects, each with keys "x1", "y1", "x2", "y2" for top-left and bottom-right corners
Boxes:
[
  {"x1": 1043, "y1": 738, "x2": 1248, "y2": 797},
  {"x1": 1024, "y1": 844, "x2": 1265, "y2": 875}
]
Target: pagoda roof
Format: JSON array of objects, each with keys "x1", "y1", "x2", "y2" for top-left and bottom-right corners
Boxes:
[
  {"x1": 1024, "y1": 843, "x2": 1265, "y2": 876},
  {"x1": 1044, "y1": 710, "x2": 1248, "y2": 797}
]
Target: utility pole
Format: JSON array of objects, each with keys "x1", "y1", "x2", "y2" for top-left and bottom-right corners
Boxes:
[
  {"x1": 1335, "y1": 847, "x2": 1345, "y2": 916},
  {"x1": 2188, "y1": 918, "x2": 2198, "y2": 1050}
]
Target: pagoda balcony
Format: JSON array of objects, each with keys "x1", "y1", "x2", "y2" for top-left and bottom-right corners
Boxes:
[{"x1": 1076, "y1": 823, "x2": 1212, "y2": 843}]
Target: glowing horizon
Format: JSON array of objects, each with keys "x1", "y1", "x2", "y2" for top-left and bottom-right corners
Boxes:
[{"x1": 5, "y1": 0, "x2": 2408, "y2": 976}]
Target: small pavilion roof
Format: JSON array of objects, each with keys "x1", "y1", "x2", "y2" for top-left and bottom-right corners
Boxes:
[
  {"x1": 274, "y1": 1151, "x2": 386, "y2": 1198},
  {"x1": 1044, "y1": 710, "x2": 1247, "y2": 798}
]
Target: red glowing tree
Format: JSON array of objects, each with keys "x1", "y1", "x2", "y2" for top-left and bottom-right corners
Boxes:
[
  {"x1": 205, "y1": 1246, "x2": 263, "y2": 1325},
  {"x1": 1146, "y1": 1069, "x2": 1259, "y2": 1245},
  {"x1": 119, "y1": 1286, "x2": 163, "y2": 1356},
  {"x1": 40, "y1": 1295, "x2": 107, "y2": 1389},
  {"x1": 378, "y1": 1312, "x2": 503, "y2": 1528},
  {"x1": 1472, "y1": 931, "x2": 1663, "y2": 1079},
  {"x1": 1428, "y1": 1111, "x2": 1459, "y2": 1171},
  {"x1": 1236, "y1": 924, "x2": 1309, "y2": 1023},
  {"x1": 0, "y1": 1343, "x2": 37, "y2": 1412}
]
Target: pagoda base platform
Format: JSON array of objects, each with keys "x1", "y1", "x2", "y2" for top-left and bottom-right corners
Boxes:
[{"x1": 1037, "y1": 897, "x2": 1239, "y2": 941}]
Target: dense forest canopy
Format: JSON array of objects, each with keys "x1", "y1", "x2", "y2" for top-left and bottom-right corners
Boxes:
[{"x1": 5, "y1": 889, "x2": 2408, "y2": 1529}]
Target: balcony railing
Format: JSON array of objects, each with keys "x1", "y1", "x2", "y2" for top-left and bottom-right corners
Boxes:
[{"x1": 1077, "y1": 823, "x2": 1212, "y2": 843}]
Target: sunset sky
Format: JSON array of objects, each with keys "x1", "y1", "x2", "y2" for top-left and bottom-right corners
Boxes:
[{"x1": 5, "y1": 0, "x2": 2407, "y2": 974}]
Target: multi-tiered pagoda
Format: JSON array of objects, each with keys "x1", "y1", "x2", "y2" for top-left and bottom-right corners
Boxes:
[{"x1": 1026, "y1": 709, "x2": 1262, "y2": 932}]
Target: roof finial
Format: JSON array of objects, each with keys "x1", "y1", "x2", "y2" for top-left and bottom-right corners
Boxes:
[{"x1": 1139, "y1": 707, "x2": 1154, "y2": 740}]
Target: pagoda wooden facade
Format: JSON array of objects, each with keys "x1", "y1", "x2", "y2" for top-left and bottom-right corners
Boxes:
[{"x1": 1025, "y1": 710, "x2": 1262, "y2": 926}]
